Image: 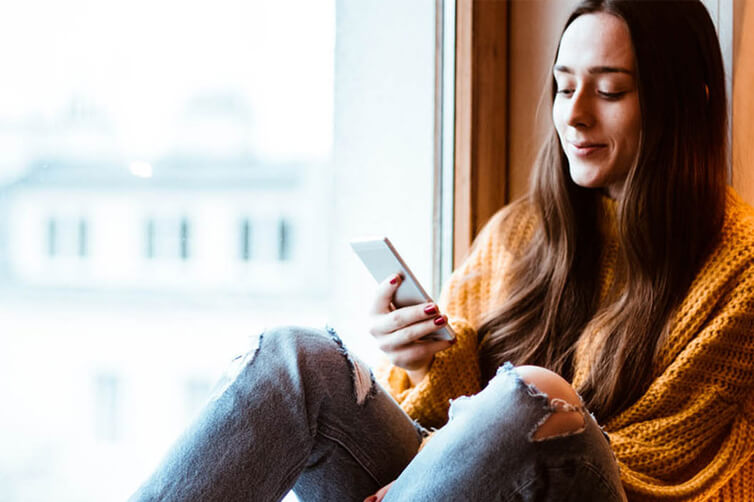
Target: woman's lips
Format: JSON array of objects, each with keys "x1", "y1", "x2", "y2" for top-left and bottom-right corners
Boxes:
[{"x1": 570, "y1": 142, "x2": 607, "y2": 157}]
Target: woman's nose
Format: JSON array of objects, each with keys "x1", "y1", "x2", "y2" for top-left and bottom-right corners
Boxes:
[{"x1": 565, "y1": 89, "x2": 594, "y2": 128}]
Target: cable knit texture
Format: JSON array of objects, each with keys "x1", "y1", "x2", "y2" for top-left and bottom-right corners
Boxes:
[{"x1": 377, "y1": 187, "x2": 754, "y2": 501}]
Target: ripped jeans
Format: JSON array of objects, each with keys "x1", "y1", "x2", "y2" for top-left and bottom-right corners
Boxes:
[{"x1": 128, "y1": 326, "x2": 626, "y2": 502}]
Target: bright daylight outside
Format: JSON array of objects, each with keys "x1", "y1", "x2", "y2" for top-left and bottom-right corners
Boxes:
[{"x1": 0, "y1": 0, "x2": 437, "y2": 500}]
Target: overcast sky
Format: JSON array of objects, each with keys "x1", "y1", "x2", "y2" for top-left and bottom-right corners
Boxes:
[{"x1": 0, "y1": 0, "x2": 334, "y2": 182}]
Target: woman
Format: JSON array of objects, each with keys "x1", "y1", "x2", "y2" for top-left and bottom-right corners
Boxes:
[{"x1": 130, "y1": 1, "x2": 754, "y2": 500}]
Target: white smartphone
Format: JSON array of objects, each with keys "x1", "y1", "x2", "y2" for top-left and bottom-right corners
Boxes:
[{"x1": 350, "y1": 236, "x2": 455, "y2": 341}]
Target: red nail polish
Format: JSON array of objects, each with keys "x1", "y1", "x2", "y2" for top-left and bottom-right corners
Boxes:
[
  {"x1": 434, "y1": 316, "x2": 446, "y2": 326},
  {"x1": 390, "y1": 275, "x2": 399, "y2": 285},
  {"x1": 364, "y1": 496, "x2": 377, "y2": 502},
  {"x1": 424, "y1": 305, "x2": 437, "y2": 315}
]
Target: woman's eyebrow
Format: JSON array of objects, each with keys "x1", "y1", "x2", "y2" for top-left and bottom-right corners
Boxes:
[{"x1": 553, "y1": 64, "x2": 634, "y2": 76}]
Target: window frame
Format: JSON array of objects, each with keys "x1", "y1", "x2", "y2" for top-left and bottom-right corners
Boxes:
[{"x1": 448, "y1": 0, "x2": 509, "y2": 269}]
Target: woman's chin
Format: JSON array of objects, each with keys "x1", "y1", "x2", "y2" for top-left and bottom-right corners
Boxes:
[{"x1": 568, "y1": 168, "x2": 605, "y2": 190}]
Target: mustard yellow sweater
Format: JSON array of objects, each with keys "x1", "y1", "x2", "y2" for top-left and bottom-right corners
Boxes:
[{"x1": 379, "y1": 188, "x2": 754, "y2": 501}]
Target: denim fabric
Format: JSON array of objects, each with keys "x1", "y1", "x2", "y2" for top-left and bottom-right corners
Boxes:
[
  {"x1": 128, "y1": 326, "x2": 423, "y2": 502},
  {"x1": 129, "y1": 327, "x2": 626, "y2": 502},
  {"x1": 384, "y1": 362, "x2": 627, "y2": 502}
]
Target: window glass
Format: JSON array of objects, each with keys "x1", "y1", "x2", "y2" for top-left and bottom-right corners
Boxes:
[{"x1": 0, "y1": 0, "x2": 437, "y2": 501}]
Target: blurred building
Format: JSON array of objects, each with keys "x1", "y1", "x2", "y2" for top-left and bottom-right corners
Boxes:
[
  {"x1": 0, "y1": 155, "x2": 320, "y2": 294},
  {"x1": 0, "y1": 97, "x2": 330, "y2": 502}
]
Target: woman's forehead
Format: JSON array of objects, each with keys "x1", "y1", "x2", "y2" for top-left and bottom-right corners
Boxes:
[{"x1": 555, "y1": 12, "x2": 636, "y2": 74}]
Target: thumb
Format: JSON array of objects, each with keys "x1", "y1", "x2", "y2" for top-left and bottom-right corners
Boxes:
[{"x1": 369, "y1": 274, "x2": 401, "y2": 315}]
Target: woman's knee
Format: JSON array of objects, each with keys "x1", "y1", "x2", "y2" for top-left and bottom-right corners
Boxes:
[
  {"x1": 261, "y1": 326, "x2": 376, "y2": 405},
  {"x1": 261, "y1": 326, "x2": 359, "y2": 367},
  {"x1": 515, "y1": 365, "x2": 585, "y2": 440},
  {"x1": 262, "y1": 325, "x2": 337, "y2": 357}
]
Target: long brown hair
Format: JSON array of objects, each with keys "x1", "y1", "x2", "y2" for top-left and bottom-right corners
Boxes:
[{"x1": 477, "y1": 0, "x2": 728, "y2": 423}]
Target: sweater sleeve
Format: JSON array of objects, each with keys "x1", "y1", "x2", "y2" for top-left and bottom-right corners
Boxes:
[
  {"x1": 376, "y1": 204, "x2": 535, "y2": 429},
  {"x1": 377, "y1": 316, "x2": 481, "y2": 429},
  {"x1": 606, "y1": 248, "x2": 754, "y2": 501}
]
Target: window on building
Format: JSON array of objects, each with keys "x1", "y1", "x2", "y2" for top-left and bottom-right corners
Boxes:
[
  {"x1": 180, "y1": 218, "x2": 190, "y2": 261},
  {"x1": 278, "y1": 218, "x2": 291, "y2": 262},
  {"x1": 46, "y1": 217, "x2": 88, "y2": 259},
  {"x1": 78, "y1": 219, "x2": 88, "y2": 258},
  {"x1": 47, "y1": 218, "x2": 57, "y2": 257},
  {"x1": 94, "y1": 372, "x2": 121, "y2": 443},
  {"x1": 145, "y1": 219, "x2": 156, "y2": 259},
  {"x1": 240, "y1": 218, "x2": 252, "y2": 261},
  {"x1": 145, "y1": 217, "x2": 191, "y2": 261}
]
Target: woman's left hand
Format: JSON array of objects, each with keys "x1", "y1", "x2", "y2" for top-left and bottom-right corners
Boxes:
[{"x1": 363, "y1": 480, "x2": 394, "y2": 502}]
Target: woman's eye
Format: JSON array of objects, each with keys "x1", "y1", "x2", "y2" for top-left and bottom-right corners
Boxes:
[
  {"x1": 598, "y1": 90, "x2": 626, "y2": 99},
  {"x1": 556, "y1": 88, "x2": 574, "y2": 96}
]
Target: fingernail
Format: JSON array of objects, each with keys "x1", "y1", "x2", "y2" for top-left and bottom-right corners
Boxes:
[
  {"x1": 423, "y1": 305, "x2": 437, "y2": 315},
  {"x1": 390, "y1": 275, "x2": 399, "y2": 285},
  {"x1": 364, "y1": 496, "x2": 377, "y2": 502},
  {"x1": 434, "y1": 316, "x2": 446, "y2": 326}
]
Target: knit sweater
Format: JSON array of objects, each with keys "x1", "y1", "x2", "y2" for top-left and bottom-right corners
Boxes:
[{"x1": 378, "y1": 187, "x2": 754, "y2": 501}]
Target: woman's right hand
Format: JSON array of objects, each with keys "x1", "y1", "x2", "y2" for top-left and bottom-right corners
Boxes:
[{"x1": 368, "y1": 274, "x2": 455, "y2": 385}]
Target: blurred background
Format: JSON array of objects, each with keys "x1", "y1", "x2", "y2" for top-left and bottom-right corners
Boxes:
[{"x1": 0, "y1": 0, "x2": 438, "y2": 500}]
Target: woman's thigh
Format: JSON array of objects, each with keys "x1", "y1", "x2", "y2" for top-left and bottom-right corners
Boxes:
[
  {"x1": 384, "y1": 362, "x2": 626, "y2": 502},
  {"x1": 129, "y1": 326, "x2": 423, "y2": 502}
]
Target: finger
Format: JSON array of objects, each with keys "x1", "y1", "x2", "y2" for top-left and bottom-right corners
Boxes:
[
  {"x1": 375, "y1": 481, "x2": 395, "y2": 502},
  {"x1": 383, "y1": 335, "x2": 454, "y2": 368},
  {"x1": 369, "y1": 274, "x2": 402, "y2": 315},
  {"x1": 377, "y1": 314, "x2": 448, "y2": 349},
  {"x1": 370, "y1": 303, "x2": 441, "y2": 337}
]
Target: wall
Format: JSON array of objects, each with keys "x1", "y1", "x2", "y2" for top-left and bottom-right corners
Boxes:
[{"x1": 507, "y1": 0, "x2": 577, "y2": 201}]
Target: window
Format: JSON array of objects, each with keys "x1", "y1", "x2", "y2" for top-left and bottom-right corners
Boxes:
[
  {"x1": 240, "y1": 218, "x2": 253, "y2": 261},
  {"x1": 47, "y1": 218, "x2": 56, "y2": 257},
  {"x1": 179, "y1": 218, "x2": 190, "y2": 261},
  {"x1": 0, "y1": 1, "x2": 443, "y2": 500},
  {"x1": 144, "y1": 217, "x2": 190, "y2": 261},
  {"x1": 94, "y1": 372, "x2": 121, "y2": 442},
  {"x1": 46, "y1": 216, "x2": 88, "y2": 260},
  {"x1": 145, "y1": 219, "x2": 156, "y2": 259},
  {"x1": 278, "y1": 218, "x2": 291, "y2": 261},
  {"x1": 78, "y1": 219, "x2": 88, "y2": 258}
]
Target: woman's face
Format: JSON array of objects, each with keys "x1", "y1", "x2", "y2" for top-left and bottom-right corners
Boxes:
[{"x1": 552, "y1": 12, "x2": 641, "y2": 199}]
